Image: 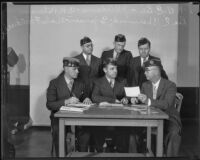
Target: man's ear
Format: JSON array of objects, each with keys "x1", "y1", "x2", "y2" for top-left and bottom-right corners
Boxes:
[
  {"x1": 103, "y1": 67, "x2": 107, "y2": 74},
  {"x1": 113, "y1": 41, "x2": 115, "y2": 47}
]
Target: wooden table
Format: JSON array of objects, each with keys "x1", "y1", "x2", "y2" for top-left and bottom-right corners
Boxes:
[{"x1": 54, "y1": 105, "x2": 168, "y2": 157}]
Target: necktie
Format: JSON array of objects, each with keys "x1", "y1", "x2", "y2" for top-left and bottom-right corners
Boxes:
[
  {"x1": 142, "y1": 57, "x2": 147, "y2": 67},
  {"x1": 68, "y1": 80, "x2": 73, "y2": 91},
  {"x1": 110, "y1": 80, "x2": 114, "y2": 88},
  {"x1": 115, "y1": 52, "x2": 120, "y2": 60},
  {"x1": 86, "y1": 55, "x2": 90, "y2": 66},
  {"x1": 153, "y1": 85, "x2": 157, "y2": 99}
]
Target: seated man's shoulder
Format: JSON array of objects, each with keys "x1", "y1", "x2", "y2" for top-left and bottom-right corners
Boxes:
[
  {"x1": 123, "y1": 49, "x2": 132, "y2": 55},
  {"x1": 50, "y1": 72, "x2": 64, "y2": 84},
  {"x1": 91, "y1": 55, "x2": 101, "y2": 63},
  {"x1": 150, "y1": 55, "x2": 161, "y2": 60},
  {"x1": 116, "y1": 77, "x2": 127, "y2": 85},
  {"x1": 163, "y1": 78, "x2": 176, "y2": 87},
  {"x1": 93, "y1": 77, "x2": 104, "y2": 85}
]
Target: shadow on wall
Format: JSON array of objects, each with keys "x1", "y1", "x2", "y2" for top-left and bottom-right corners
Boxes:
[
  {"x1": 70, "y1": 51, "x2": 79, "y2": 57},
  {"x1": 177, "y1": 4, "x2": 199, "y2": 86},
  {"x1": 34, "y1": 92, "x2": 50, "y2": 125},
  {"x1": 102, "y1": 47, "x2": 111, "y2": 53},
  {"x1": 16, "y1": 53, "x2": 26, "y2": 85}
]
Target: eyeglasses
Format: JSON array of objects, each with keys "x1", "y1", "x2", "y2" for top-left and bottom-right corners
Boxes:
[{"x1": 144, "y1": 68, "x2": 158, "y2": 72}]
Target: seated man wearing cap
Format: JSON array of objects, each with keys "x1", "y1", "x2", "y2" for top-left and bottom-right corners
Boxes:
[
  {"x1": 131, "y1": 59, "x2": 181, "y2": 157},
  {"x1": 91, "y1": 58, "x2": 136, "y2": 153},
  {"x1": 46, "y1": 57, "x2": 92, "y2": 156}
]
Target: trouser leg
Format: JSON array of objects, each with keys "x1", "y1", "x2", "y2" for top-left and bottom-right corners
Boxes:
[
  {"x1": 164, "y1": 120, "x2": 181, "y2": 157},
  {"x1": 76, "y1": 126, "x2": 90, "y2": 152}
]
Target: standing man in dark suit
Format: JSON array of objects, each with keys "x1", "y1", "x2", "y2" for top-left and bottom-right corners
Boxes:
[
  {"x1": 129, "y1": 37, "x2": 168, "y2": 88},
  {"x1": 100, "y1": 34, "x2": 133, "y2": 83},
  {"x1": 131, "y1": 59, "x2": 181, "y2": 157},
  {"x1": 74, "y1": 37, "x2": 101, "y2": 151},
  {"x1": 92, "y1": 58, "x2": 136, "y2": 153},
  {"x1": 74, "y1": 36, "x2": 101, "y2": 98},
  {"x1": 46, "y1": 57, "x2": 92, "y2": 156}
]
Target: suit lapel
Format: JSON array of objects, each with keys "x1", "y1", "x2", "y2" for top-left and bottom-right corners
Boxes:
[
  {"x1": 156, "y1": 78, "x2": 165, "y2": 99},
  {"x1": 59, "y1": 74, "x2": 71, "y2": 95},
  {"x1": 79, "y1": 53, "x2": 87, "y2": 65},
  {"x1": 146, "y1": 82, "x2": 153, "y2": 99},
  {"x1": 90, "y1": 55, "x2": 95, "y2": 67},
  {"x1": 103, "y1": 76, "x2": 115, "y2": 96}
]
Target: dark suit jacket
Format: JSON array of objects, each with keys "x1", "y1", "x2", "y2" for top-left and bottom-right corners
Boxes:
[
  {"x1": 74, "y1": 53, "x2": 101, "y2": 97},
  {"x1": 46, "y1": 72, "x2": 88, "y2": 117},
  {"x1": 141, "y1": 78, "x2": 181, "y2": 128},
  {"x1": 92, "y1": 76, "x2": 127, "y2": 103},
  {"x1": 101, "y1": 49, "x2": 132, "y2": 82},
  {"x1": 129, "y1": 55, "x2": 168, "y2": 87}
]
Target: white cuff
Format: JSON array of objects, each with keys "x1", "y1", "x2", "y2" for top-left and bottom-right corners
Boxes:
[{"x1": 148, "y1": 98, "x2": 151, "y2": 106}]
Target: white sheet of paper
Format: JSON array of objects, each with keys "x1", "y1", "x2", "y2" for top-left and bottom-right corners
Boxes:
[{"x1": 124, "y1": 86, "x2": 140, "y2": 97}]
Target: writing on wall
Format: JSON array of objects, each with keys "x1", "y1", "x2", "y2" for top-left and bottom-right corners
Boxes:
[{"x1": 7, "y1": 4, "x2": 189, "y2": 32}]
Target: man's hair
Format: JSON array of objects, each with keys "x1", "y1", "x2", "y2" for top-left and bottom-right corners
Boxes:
[
  {"x1": 80, "y1": 36, "x2": 92, "y2": 46},
  {"x1": 102, "y1": 58, "x2": 117, "y2": 68},
  {"x1": 138, "y1": 37, "x2": 151, "y2": 48},
  {"x1": 114, "y1": 34, "x2": 126, "y2": 42}
]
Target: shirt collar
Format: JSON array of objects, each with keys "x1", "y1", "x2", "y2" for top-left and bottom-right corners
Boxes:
[
  {"x1": 152, "y1": 78, "x2": 161, "y2": 89},
  {"x1": 105, "y1": 76, "x2": 115, "y2": 84},
  {"x1": 82, "y1": 53, "x2": 91, "y2": 60},
  {"x1": 64, "y1": 75, "x2": 74, "y2": 84},
  {"x1": 141, "y1": 56, "x2": 149, "y2": 64}
]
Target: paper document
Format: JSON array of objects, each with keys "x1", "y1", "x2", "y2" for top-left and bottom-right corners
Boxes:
[
  {"x1": 99, "y1": 102, "x2": 124, "y2": 107},
  {"x1": 124, "y1": 86, "x2": 140, "y2": 97},
  {"x1": 67, "y1": 103, "x2": 94, "y2": 108},
  {"x1": 60, "y1": 103, "x2": 94, "y2": 112}
]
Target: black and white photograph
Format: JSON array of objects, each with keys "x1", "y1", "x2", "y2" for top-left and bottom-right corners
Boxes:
[{"x1": 1, "y1": 1, "x2": 199, "y2": 159}]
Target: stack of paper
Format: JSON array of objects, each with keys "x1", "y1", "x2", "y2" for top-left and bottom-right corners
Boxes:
[
  {"x1": 124, "y1": 86, "x2": 140, "y2": 97},
  {"x1": 60, "y1": 106, "x2": 86, "y2": 112},
  {"x1": 99, "y1": 102, "x2": 124, "y2": 108},
  {"x1": 60, "y1": 103, "x2": 94, "y2": 112}
]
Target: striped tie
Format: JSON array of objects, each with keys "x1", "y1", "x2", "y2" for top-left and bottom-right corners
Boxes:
[
  {"x1": 153, "y1": 85, "x2": 157, "y2": 99},
  {"x1": 110, "y1": 80, "x2": 114, "y2": 88},
  {"x1": 68, "y1": 80, "x2": 73, "y2": 91},
  {"x1": 86, "y1": 55, "x2": 90, "y2": 66}
]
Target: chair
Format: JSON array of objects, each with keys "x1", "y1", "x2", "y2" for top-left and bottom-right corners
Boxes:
[
  {"x1": 138, "y1": 92, "x2": 183, "y2": 156},
  {"x1": 51, "y1": 125, "x2": 76, "y2": 157},
  {"x1": 174, "y1": 92, "x2": 183, "y2": 113}
]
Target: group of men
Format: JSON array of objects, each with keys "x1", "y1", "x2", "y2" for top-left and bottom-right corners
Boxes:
[{"x1": 46, "y1": 34, "x2": 181, "y2": 157}]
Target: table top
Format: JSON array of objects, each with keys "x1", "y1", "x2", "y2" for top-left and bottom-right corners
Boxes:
[{"x1": 55, "y1": 104, "x2": 168, "y2": 120}]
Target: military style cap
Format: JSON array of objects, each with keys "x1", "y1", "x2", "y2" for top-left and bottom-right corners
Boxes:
[
  {"x1": 80, "y1": 36, "x2": 92, "y2": 46},
  {"x1": 143, "y1": 59, "x2": 162, "y2": 69},
  {"x1": 63, "y1": 57, "x2": 80, "y2": 67}
]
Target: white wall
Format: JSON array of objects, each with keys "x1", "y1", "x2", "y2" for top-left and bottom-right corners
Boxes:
[
  {"x1": 30, "y1": 4, "x2": 179, "y2": 125},
  {"x1": 7, "y1": 3, "x2": 30, "y2": 85},
  {"x1": 7, "y1": 3, "x2": 199, "y2": 126},
  {"x1": 177, "y1": 3, "x2": 199, "y2": 87}
]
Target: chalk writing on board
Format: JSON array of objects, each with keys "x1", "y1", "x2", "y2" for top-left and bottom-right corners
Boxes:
[{"x1": 7, "y1": 4, "x2": 189, "y2": 32}]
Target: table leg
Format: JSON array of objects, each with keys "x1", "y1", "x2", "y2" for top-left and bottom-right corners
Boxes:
[
  {"x1": 59, "y1": 119, "x2": 65, "y2": 157},
  {"x1": 156, "y1": 120, "x2": 163, "y2": 157},
  {"x1": 147, "y1": 127, "x2": 151, "y2": 152},
  {"x1": 71, "y1": 126, "x2": 75, "y2": 151}
]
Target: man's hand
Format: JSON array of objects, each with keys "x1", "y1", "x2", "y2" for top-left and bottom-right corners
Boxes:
[
  {"x1": 65, "y1": 97, "x2": 79, "y2": 105},
  {"x1": 121, "y1": 97, "x2": 129, "y2": 105},
  {"x1": 83, "y1": 98, "x2": 92, "y2": 104},
  {"x1": 115, "y1": 99, "x2": 121, "y2": 103},
  {"x1": 138, "y1": 94, "x2": 148, "y2": 104},
  {"x1": 130, "y1": 97, "x2": 139, "y2": 104}
]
